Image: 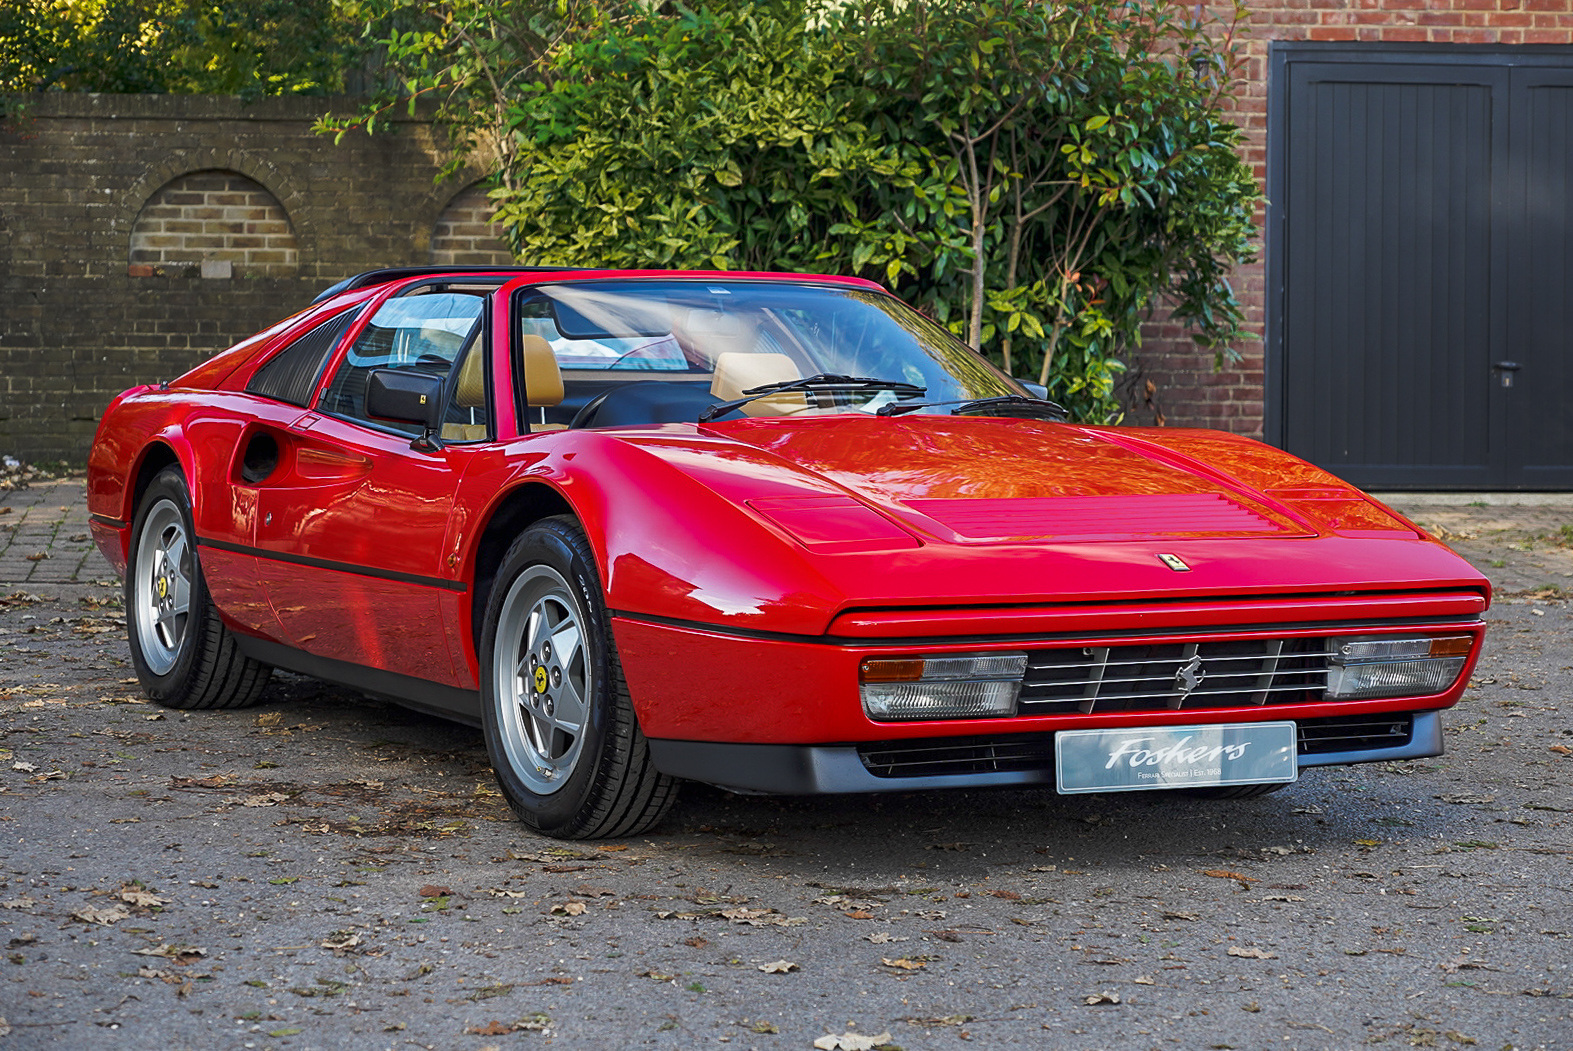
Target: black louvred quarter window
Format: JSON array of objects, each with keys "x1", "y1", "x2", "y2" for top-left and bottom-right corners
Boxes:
[{"x1": 246, "y1": 306, "x2": 363, "y2": 407}]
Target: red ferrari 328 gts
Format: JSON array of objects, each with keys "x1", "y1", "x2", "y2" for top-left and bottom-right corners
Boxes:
[{"x1": 87, "y1": 267, "x2": 1490, "y2": 839}]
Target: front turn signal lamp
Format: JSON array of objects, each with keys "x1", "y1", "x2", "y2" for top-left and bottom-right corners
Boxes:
[
  {"x1": 859, "y1": 653, "x2": 1028, "y2": 721},
  {"x1": 1324, "y1": 634, "x2": 1472, "y2": 700}
]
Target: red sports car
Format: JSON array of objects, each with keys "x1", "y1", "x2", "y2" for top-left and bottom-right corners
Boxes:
[{"x1": 87, "y1": 267, "x2": 1490, "y2": 839}]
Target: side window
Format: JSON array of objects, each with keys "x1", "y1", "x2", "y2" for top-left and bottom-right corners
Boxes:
[
  {"x1": 246, "y1": 306, "x2": 362, "y2": 407},
  {"x1": 318, "y1": 292, "x2": 487, "y2": 439}
]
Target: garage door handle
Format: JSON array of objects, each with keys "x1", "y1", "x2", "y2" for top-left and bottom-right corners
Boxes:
[{"x1": 1493, "y1": 361, "x2": 1521, "y2": 371}]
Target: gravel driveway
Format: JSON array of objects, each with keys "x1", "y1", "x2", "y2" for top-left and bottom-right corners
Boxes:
[{"x1": 1, "y1": 476, "x2": 1569, "y2": 1051}]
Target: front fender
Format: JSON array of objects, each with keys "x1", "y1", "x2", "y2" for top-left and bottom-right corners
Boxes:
[{"x1": 454, "y1": 431, "x2": 855, "y2": 637}]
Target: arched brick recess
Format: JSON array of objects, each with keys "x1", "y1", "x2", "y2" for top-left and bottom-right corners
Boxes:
[
  {"x1": 429, "y1": 183, "x2": 512, "y2": 266},
  {"x1": 119, "y1": 148, "x2": 315, "y2": 270},
  {"x1": 129, "y1": 170, "x2": 299, "y2": 275}
]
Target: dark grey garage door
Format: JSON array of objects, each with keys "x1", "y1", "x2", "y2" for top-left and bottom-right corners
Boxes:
[{"x1": 1268, "y1": 45, "x2": 1573, "y2": 490}]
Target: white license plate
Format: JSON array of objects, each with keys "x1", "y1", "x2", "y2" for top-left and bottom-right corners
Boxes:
[{"x1": 1055, "y1": 721, "x2": 1298, "y2": 794}]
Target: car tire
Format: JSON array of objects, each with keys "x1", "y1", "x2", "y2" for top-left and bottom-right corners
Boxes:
[
  {"x1": 480, "y1": 516, "x2": 677, "y2": 840},
  {"x1": 126, "y1": 466, "x2": 271, "y2": 709},
  {"x1": 1185, "y1": 781, "x2": 1294, "y2": 800}
]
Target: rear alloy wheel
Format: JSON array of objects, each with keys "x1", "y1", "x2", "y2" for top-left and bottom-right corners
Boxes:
[
  {"x1": 481, "y1": 517, "x2": 676, "y2": 840},
  {"x1": 126, "y1": 466, "x2": 271, "y2": 709}
]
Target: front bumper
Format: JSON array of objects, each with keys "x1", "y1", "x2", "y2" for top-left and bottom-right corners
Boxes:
[{"x1": 648, "y1": 710, "x2": 1444, "y2": 794}]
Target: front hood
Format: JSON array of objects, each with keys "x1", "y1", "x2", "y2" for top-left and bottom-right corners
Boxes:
[
  {"x1": 699, "y1": 415, "x2": 1322, "y2": 543},
  {"x1": 586, "y1": 416, "x2": 1485, "y2": 629}
]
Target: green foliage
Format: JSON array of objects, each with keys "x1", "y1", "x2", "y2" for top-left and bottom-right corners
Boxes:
[
  {"x1": 0, "y1": 0, "x2": 368, "y2": 99},
  {"x1": 329, "y1": 0, "x2": 1259, "y2": 423}
]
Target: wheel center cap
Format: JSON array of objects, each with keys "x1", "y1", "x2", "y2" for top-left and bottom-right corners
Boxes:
[{"x1": 533, "y1": 665, "x2": 549, "y2": 694}]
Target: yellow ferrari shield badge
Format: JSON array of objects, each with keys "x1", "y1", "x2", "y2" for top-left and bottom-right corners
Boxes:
[{"x1": 533, "y1": 666, "x2": 548, "y2": 693}]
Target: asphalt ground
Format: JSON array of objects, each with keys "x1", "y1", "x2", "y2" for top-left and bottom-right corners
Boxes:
[{"x1": 0, "y1": 475, "x2": 1570, "y2": 1051}]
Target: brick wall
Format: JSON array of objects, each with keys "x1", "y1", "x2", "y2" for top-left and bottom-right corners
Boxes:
[
  {"x1": 1128, "y1": 1, "x2": 1573, "y2": 437},
  {"x1": 0, "y1": 94, "x2": 495, "y2": 462},
  {"x1": 429, "y1": 184, "x2": 511, "y2": 266}
]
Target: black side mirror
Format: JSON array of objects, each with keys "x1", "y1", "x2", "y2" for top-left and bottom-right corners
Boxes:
[{"x1": 366, "y1": 368, "x2": 444, "y2": 451}]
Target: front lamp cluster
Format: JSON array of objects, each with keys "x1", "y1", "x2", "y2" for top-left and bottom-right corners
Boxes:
[
  {"x1": 859, "y1": 653, "x2": 1027, "y2": 721},
  {"x1": 1324, "y1": 634, "x2": 1472, "y2": 700}
]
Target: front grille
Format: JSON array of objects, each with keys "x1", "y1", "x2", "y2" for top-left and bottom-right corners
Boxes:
[
  {"x1": 856, "y1": 713, "x2": 1417, "y2": 779},
  {"x1": 1020, "y1": 637, "x2": 1332, "y2": 714},
  {"x1": 1296, "y1": 712, "x2": 1413, "y2": 754}
]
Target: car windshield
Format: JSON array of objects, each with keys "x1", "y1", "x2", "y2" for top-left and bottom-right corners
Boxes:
[{"x1": 518, "y1": 280, "x2": 1022, "y2": 420}]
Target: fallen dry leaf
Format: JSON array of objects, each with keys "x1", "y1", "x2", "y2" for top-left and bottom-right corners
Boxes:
[
  {"x1": 813, "y1": 1031, "x2": 893, "y2": 1051},
  {"x1": 1083, "y1": 991, "x2": 1121, "y2": 1005},
  {"x1": 1227, "y1": 946, "x2": 1277, "y2": 960},
  {"x1": 756, "y1": 960, "x2": 799, "y2": 973},
  {"x1": 119, "y1": 887, "x2": 171, "y2": 908},
  {"x1": 465, "y1": 1021, "x2": 513, "y2": 1036},
  {"x1": 1203, "y1": 869, "x2": 1259, "y2": 883},
  {"x1": 11, "y1": 761, "x2": 36, "y2": 774},
  {"x1": 866, "y1": 932, "x2": 908, "y2": 944},
  {"x1": 551, "y1": 901, "x2": 588, "y2": 917},
  {"x1": 720, "y1": 907, "x2": 804, "y2": 927},
  {"x1": 881, "y1": 957, "x2": 926, "y2": 971},
  {"x1": 254, "y1": 712, "x2": 283, "y2": 727},
  {"x1": 73, "y1": 905, "x2": 129, "y2": 926},
  {"x1": 417, "y1": 885, "x2": 452, "y2": 899},
  {"x1": 132, "y1": 944, "x2": 207, "y2": 965},
  {"x1": 241, "y1": 792, "x2": 289, "y2": 807},
  {"x1": 321, "y1": 931, "x2": 361, "y2": 952}
]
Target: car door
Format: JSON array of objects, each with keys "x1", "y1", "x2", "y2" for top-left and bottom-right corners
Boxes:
[{"x1": 252, "y1": 288, "x2": 494, "y2": 687}]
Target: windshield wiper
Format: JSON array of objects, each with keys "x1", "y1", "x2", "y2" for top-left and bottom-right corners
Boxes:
[
  {"x1": 698, "y1": 373, "x2": 926, "y2": 422},
  {"x1": 876, "y1": 394, "x2": 1068, "y2": 421}
]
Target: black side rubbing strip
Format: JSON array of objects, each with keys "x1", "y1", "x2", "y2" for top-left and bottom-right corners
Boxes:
[
  {"x1": 197, "y1": 536, "x2": 467, "y2": 593},
  {"x1": 247, "y1": 306, "x2": 364, "y2": 407},
  {"x1": 89, "y1": 513, "x2": 127, "y2": 530}
]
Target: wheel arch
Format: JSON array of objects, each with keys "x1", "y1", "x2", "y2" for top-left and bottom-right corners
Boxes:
[
  {"x1": 467, "y1": 480, "x2": 580, "y2": 664},
  {"x1": 128, "y1": 439, "x2": 187, "y2": 522}
]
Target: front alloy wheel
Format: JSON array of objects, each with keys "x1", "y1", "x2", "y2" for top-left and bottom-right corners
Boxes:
[
  {"x1": 480, "y1": 517, "x2": 676, "y2": 839},
  {"x1": 493, "y1": 565, "x2": 592, "y2": 795}
]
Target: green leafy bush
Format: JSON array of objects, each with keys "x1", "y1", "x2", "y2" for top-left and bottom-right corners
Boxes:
[{"x1": 328, "y1": 0, "x2": 1259, "y2": 422}]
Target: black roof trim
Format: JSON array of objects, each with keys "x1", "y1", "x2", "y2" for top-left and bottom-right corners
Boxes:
[{"x1": 312, "y1": 265, "x2": 599, "y2": 305}]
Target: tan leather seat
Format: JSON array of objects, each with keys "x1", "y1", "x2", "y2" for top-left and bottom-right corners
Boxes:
[
  {"x1": 521, "y1": 333, "x2": 565, "y2": 433},
  {"x1": 441, "y1": 343, "x2": 490, "y2": 442},
  {"x1": 709, "y1": 352, "x2": 806, "y2": 416}
]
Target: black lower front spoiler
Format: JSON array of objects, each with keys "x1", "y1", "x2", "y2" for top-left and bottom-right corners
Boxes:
[{"x1": 646, "y1": 711, "x2": 1443, "y2": 795}]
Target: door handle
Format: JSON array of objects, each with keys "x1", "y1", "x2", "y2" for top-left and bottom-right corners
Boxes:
[{"x1": 1493, "y1": 361, "x2": 1520, "y2": 388}]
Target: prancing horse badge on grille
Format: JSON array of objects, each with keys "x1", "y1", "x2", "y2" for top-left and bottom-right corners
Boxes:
[
  {"x1": 1157, "y1": 553, "x2": 1190, "y2": 571},
  {"x1": 1174, "y1": 654, "x2": 1205, "y2": 699}
]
